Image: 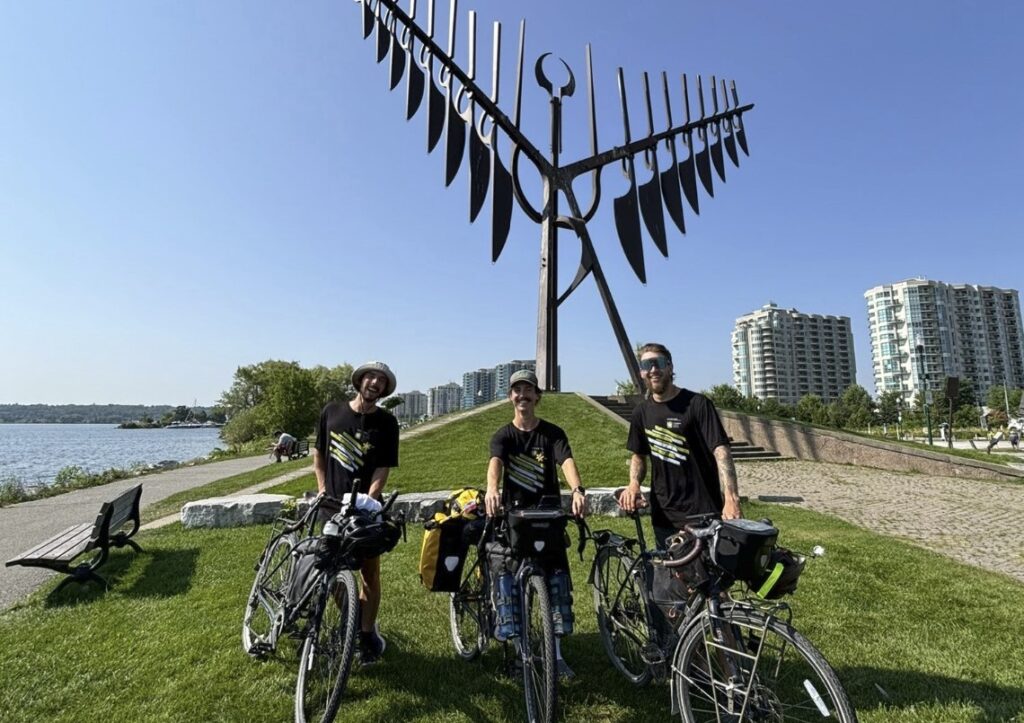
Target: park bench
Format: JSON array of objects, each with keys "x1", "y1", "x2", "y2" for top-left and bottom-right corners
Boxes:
[
  {"x1": 5, "y1": 484, "x2": 143, "y2": 592},
  {"x1": 289, "y1": 439, "x2": 310, "y2": 460}
]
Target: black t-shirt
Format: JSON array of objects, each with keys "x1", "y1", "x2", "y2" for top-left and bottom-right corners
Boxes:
[
  {"x1": 315, "y1": 401, "x2": 399, "y2": 499},
  {"x1": 489, "y1": 419, "x2": 572, "y2": 509},
  {"x1": 626, "y1": 389, "x2": 729, "y2": 529}
]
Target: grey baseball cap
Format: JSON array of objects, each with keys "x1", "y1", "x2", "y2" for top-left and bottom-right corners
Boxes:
[{"x1": 508, "y1": 369, "x2": 540, "y2": 393}]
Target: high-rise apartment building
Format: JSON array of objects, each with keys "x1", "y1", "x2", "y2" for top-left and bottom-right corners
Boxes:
[
  {"x1": 392, "y1": 390, "x2": 427, "y2": 421},
  {"x1": 427, "y1": 383, "x2": 462, "y2": 418},
  {"x1": 732, "y1": 302, "x2": 856, "y2": 405},
  {"x1": 865, "y1": 279, "x2": 1024, "y2": 404},
  {"x1": 462, "y1": 368, "x2": 496, "y2": 408},
  {"x1": 494, "y1": 360, "x2": 536, "y2": 396}
]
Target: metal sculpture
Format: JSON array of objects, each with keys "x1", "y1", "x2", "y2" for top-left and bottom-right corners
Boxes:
[{"x1": 355, "y1": 0, "x2": 754, "y2": 391}]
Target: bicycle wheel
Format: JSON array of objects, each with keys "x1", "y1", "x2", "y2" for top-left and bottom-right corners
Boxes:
[
  {"x1": 521, "y1": 573, "x2": 557, "y2": 723},
  {"x1": 243, "y1": 531, "x2": 297, "y2": 656},
  {"x1": 592, "y1": 545, "x2": 655, "y2": 685},
  {"x1": 295, "y1": 570, "x2": 359, "y2": 723},
  {"x1": 449, "y1": 549, "x2": 488, "y2": 661},
  {"x1": 671, "y1": 606, "x2": 857, "y2": 722}
]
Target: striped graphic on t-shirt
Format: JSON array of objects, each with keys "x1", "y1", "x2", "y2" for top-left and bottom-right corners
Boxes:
[
  {"x1": 329, "y1": 429, "x2": 371, "y2": 473},
  {"x1": 507, "y1": 452, "x2": 545, "y2": 492},
  {"x1": 645, "y1": 425, "x2": 689, "y2": 466}
]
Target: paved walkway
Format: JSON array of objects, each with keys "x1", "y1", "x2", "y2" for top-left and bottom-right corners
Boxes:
[
  {"x1": 741, "y1": 459, "x2": 1024, "y2": 583},
  {"x1": 0, "y1": 455, "x2": 305, "y2": 611}
]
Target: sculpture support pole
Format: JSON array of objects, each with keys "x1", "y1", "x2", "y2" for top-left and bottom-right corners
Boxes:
[{"x1": 536, "y1": 93, "x2": 561, "y2": 391}]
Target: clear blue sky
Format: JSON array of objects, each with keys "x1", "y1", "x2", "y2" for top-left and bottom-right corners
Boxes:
[{"x1": 2, "y1": 1, "x2": 1021, "y2": 406}]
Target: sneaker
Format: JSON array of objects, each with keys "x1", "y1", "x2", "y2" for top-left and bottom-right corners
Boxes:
[
  {"x1": 359, "y1": 629, "x2": 386, "y2": 665},
  {"x1": 556, "y1": 658, "x2": 576, "y2": 681}
]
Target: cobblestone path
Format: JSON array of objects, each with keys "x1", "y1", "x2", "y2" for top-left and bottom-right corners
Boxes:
[{"x1": 740, "y1": 459, "x2": 1024, "y2": 583}]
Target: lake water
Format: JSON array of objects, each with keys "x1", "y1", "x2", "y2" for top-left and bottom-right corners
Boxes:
[{"x1": 0, "y1": 424, "x2": 225, "y2": 487}]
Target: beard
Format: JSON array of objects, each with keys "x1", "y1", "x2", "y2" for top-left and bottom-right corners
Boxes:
[{"x1": 644, "y1": 372, "x2": 673, "y2": 396}]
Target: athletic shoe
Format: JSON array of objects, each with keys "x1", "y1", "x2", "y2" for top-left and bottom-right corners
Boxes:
[{"x1": 359, "y1": 629, "x2": 386, "y2": 665}]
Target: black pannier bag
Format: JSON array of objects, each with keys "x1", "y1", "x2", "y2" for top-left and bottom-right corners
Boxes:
[
  {"x1": 710, "y1": 519, "x2": 778, "y2": 582},
  {"x1": 506, "y1": 507, "x2": 568, "y2": 562}
]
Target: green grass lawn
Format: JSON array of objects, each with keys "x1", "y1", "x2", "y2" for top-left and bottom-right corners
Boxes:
[
  {"x1": 1, "y1": 501, "x2": 1021, "y2": 722},
  {"x1": 4, "y1": 394, "x2": 1021, "y2": 721}
]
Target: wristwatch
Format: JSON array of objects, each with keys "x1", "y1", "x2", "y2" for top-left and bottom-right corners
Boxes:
[{"x1": 572, "y1": 486, "x2": 587, "y2": 497}]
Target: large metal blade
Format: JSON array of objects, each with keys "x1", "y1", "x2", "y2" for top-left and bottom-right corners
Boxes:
[
  {"x1": 444, "y1": 97, "x2": 465, "y2": 186},
  {"x1": 735, "y1": 115, "x2": 750, "y2": 156},
  {"x1": 637, "y1": 167, "x2": 667, "y2": 257},
  {"x1": 730, "y1": 81, "x2": 751, "y2": 156},
  {"x1": 362, "y1": 0, "x2": 374, "y2": 38},
  {"x1": 637, "y1": 72, "x2": 667, "y2": 256},
  {"x1": 426, "y1": 77, "x2": 445, "y2": 152},
  {"x1": 490, "y1": 145, "x2": 513, "y2": 261},
  {"x1": 614, "y1": 68, "x2": 645, "y2": 282},
  {"x1": 710, "y1": 123, "x2": 726, "y2": 182},
  {"x1": 405, "y1": 58, "x2": 424, "y2": 119},
  {"x1": 678, "y1": 132, "x2": 701, "y2": 214},
  {"x1": 468, "y1": 123, "x2": 490, "y2": 221},
  {"x1": 388, "y1": 33, "x2": 405, "y2": 90},
  {"x1": 695, "y1": 129, "x2": 715, "y2": 197},
  {"x1": 375, "y1": 15, "x2": 389, "y2": 63},
  {"x1": 724, "y1": 121, "x2": 740, "y2": 167},
  {"x1": 660, "y1": 152, "x2": 686, "y2": 236},
  {"x1": 614, "y1": 178, "x2": 646, "y2": 283}
]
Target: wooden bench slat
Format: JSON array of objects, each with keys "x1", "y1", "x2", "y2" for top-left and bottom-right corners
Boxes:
[{"x1": 6, "y1": 523, "x2": 94, "y2": 565}]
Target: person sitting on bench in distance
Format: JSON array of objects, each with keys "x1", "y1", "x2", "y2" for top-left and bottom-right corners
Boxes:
[
  {"x1": 272, "y1": 430, "x2": 297, "y2": 462},
  {"x1": 485, "y1": 369, "x2": 586, "y2": 679}
]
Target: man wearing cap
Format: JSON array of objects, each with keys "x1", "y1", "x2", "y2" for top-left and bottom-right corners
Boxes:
[
  {"x1": 619, "y1": 343, "x2": 742, "y2": 548},
  {"x1": 485, "y1": 369, "x2": 585, "y2": 678},
  {"x1": 313, "y1": 360, "x2": 400, "y2": 665}
]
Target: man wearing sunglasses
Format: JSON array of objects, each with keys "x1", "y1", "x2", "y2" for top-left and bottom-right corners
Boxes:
[{"x1": 619, "y1": 343, "x2": 742, "y2": 547}]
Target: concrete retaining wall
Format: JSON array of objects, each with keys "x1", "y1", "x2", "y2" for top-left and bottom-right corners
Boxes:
[{"x1": 719, "y1": 410, "x2": 1024, "y2": 481}]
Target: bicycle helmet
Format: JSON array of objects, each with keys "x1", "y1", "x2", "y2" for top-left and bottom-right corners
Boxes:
[
  {"x1": 351, "y1": 361, "x2": 397, "y2": 397},
  {"x1": 750, "y1": 547, "x2": 806, "y2": 599}
]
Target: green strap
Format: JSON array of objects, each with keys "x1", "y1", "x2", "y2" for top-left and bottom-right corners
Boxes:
[{"x1": 756, "y1": 562, "x2": 784, "y2": 598}]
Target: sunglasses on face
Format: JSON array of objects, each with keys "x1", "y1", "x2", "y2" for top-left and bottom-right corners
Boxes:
[{"x1": 639, "y1": 356, "x2": 670, "y2": 372}]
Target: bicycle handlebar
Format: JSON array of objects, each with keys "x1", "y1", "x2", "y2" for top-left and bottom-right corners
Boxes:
[{"x1": 656, "y1": 519, "x2": 721, "y2": 569}]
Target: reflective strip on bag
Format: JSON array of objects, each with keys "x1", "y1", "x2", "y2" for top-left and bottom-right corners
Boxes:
[{"x1": 755, "y1": 561, "x2": 784, "y2": 598}]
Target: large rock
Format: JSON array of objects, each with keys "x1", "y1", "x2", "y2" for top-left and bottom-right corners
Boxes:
[
  {"x1": 180, "y1": 487, "x2": 652, "y2": 529},
  {"x1": 181, "y1": 494, "x2": 292, "y2": 528}
]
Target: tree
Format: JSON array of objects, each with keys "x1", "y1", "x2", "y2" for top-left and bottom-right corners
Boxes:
[
  {"x1": 381, "y1": 396, "x2": 403, "y2": 412},
  {"x1": 795, "y1": 394, "x2": 829, "y2": 425},
  {"x1": 876, "y1": 391, "x2": 900, "y2": 425},
  {"x1": 218, "y1": 360, "x2": 322, "y2": 444},
  {"x1": 704, "y1": 384, "x2": 747, "y2": 411},
  {"x1": 830, "y1": 385, "x2": 875, "y2": 429},
  {"x1": 986, "y1": 385, "x2": 1023, "y2": 418},
  {"x1": 310, "y1": 364, "x2": 355, "y2": 408},
  {"x1": 614, "y1": 379, "x2": 637, "y2": 396}
]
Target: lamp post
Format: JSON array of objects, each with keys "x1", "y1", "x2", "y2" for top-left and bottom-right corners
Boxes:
[{"x1": 916, "y1": 344, "x2": 932, "y2": 445}]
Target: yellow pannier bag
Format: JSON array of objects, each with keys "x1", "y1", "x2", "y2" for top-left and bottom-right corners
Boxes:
[{"x1": 419, "y1": 488, "x2": 484, "y2": 592}]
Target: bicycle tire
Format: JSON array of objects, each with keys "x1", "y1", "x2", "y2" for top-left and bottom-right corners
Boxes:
[
  {"x1": 592, "y1": 545, "x2": 655, "y2": 685},
  {"x1": 449, "y1": 548, "x2": 488, "y2": 661},
  {"x1": 243, "y1": 531, "x2": 298, "y2": 657},
  {"x1": 671, "y1": 605, "x2": 857, "y2": 722},
  {"x1": 295, "y1": 570, "x2": 359, "y2": 723},
  {"x1": 521, "y1": 573, "x2": 557, "y2": 723}
]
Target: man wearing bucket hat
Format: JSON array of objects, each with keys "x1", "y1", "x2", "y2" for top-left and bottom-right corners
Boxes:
[
  {"x1": 619, "y1": 342, "x2": 742, "y2": 548},
  {"x1": 313, "y1": 360, "x2": 400, "y2": 665},
  {"x1": 485, "y1": 368, "x2": 586, "y2": 678}
]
